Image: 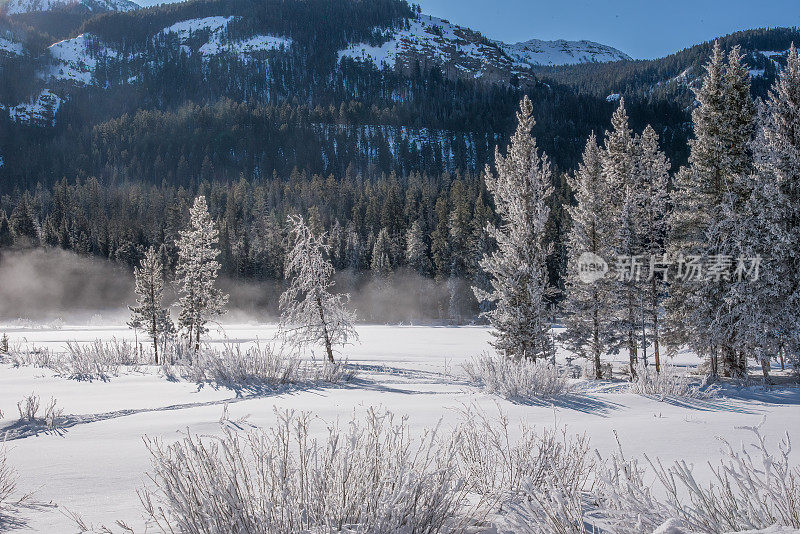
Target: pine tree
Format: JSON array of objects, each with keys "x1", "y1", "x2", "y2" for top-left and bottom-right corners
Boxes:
[
  {"x1": 474, "y1": 96, "x2": 554, "y2": 361},
  {"x1": 9, "y1": 196, "x2": 39, "y2": 247},
  {"x1": 176, "y1": 196, "x2": 228, "y2": 351},
  {"x1": 665, "y1": 42, "x2": 755, "y2": 378},
  {"x1": 560, "y1": 133, "x2": 615, "y2": 378},
  {"x1": 404, "y1": 219, "x2": 431, "y2": 275},
  {"x1": 128, "y1": 246, "x2": 170, "y2": 364},
  {"x1": 371, "y1": 227, "x2": 392, "y2": 279},
  {"x1": 635, "y1": 125, "x2": 671, "y2": 372},
  {"x1": 0, "y1": 214, "x2": 13, "y2": 248},
  {"x1": 602, "y1": 99, "x2": 641, "y2": 378},
  {"x1": 728, "y1": 43, "x2": 800, "y2": 380},
  {"x1": 279, "y1": 215, "x2": 358, "y2": 363}
]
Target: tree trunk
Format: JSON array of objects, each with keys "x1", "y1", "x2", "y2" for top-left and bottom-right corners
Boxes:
[
  {"x1": 758, "y1": 348, "x2": 772, "y2": 384},
  {"x1": 152, "y1": 315, "x2": 159, "y2": 365},
  {"x1": 316, "y1": 293, "x2": 335, "y2": 363},
  {"x1": 195, "y1": 324, "x2": 201, "y2": 353},
  {"x1": 592, "y1": 311, "x2": 602, "y2": 380},
  {"x1": 628, "y1": 330, "x2": 638, "y2": 379},
  {"x1": 709, "y1": 345, "x2": 719, "y2": 380},
  {"x1": 651, "y1": 277, "x2": 661, "y2": 373}
]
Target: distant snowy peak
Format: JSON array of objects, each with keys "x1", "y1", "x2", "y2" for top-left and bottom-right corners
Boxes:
[
  {"x1": 500, "y1": 38, "x2": 631, "y2": 67},
  {"x1": 3, "y1": 0, "x2": 137, "y2": 15}
]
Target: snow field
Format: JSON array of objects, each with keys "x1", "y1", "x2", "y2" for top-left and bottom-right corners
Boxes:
[{"x1": 0, "y1": 324, "x2": 798, "y2": 531}]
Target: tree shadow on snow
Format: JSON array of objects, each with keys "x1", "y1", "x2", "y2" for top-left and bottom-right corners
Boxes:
[
  {"x1": 504, "y1": 393, "x2": 623, "y2": 416},
  {"x1": 0, "y1": 382, "x2": 330, "y2": 441}
]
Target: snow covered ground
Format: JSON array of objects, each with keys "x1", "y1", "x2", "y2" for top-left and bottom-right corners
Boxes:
[{"x1": 1, "y1": 323, "x2": 799, "y2": 531}]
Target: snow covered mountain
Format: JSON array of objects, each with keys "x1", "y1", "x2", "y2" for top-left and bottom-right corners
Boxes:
[
  {"x1": 338, "y1": 15, "x2": 628, "y2": 86},
  {"x1": 2, "y1": 0, "x2": 137, "y2": 14},
  {"x1": 339, "y1": 15, "x2": 533, "y2": 86},
  {"x1": 42, "y1": 16, "x2": 292, "y2": 86},
  {"x1": 499, "y1": 38, "x2": 631, "y2": 66}
]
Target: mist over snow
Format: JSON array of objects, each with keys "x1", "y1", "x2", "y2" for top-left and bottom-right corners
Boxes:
[
  {"x1": 0, "y1": 248, "x2": 135, "y2": 323},
  {"x1": 0, "y1": 249, "x2": 477, "y2": 326}
]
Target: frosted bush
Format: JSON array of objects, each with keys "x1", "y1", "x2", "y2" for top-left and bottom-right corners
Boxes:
[
  {"x1": 305, "y1": 359, "x2": 356, "y2": 383},
  {"x1": 16, "y1": 393, "x2": 62, "y2": 429},
  {"x1": 463, "y1": 354, "x2": 572, "y2": 400},
  {"x1": 453, "y1": 405, "x2": 593, "y2": 497},
  {"x1": 452, "y1": 405, "x2": 595, "y2": 533},
  {"x1": 141, "y1": 408, "x2": 483, "y2": 534},
  {"x1": 182, "y1": 343, "x2": 302, "y2": 386},
  {"x1": 62, "y1": 339, "x2": 142, "y2": 380},
  {"x1": 599, "y1": 418, "x2": 800, "y2": 533},
  {"x1": 0, "y1": 444, "x2": 16, "y2": 515},
  {"x1": 178, "y1": 343, "x2": 356, "y2": 388},
  {"x1": 628, "y1": 362, "x2": 718, "y2": 401},
  {"x1": 581, "y1": 359, "x2": 612, "y2": 380},
  {"x1": 7, "y1": 345, "x2": 58, "y2": 369}
]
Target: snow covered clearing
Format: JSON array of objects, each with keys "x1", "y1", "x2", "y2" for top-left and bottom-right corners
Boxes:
[
  {"x1": 0, "y1": 90, "x2": 62, "y2": 125},
  {"x1": 0, "y1": 323, "x2": 798, "y2": 532},
  {"x1": 161, "y1": 16, "x2": 291, "y2": 58},
  {"x1": 0, "y1": 37, "x2": 23, "y2": 57},
  {"x1": 44, "y1": 34, "x2": 118, "y2": 84}
]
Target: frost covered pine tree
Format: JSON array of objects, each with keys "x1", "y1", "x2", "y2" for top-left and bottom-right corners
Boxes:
[
  {"x1": 756, "y1": 43, "x2": 800, "y2": 372},
  {"x1": 560, "y1": 133, "x2": 615, "y2": 378},
  {"x1": 405, "y1": 219, "x2": 431, "y2": 276},
  {"x1": 635, "y1": 125, "x2": 671, "y2": 372},
  {"x1": 602, "y1": 99, "x2": 641, "y2": 377},
  {"x1": 727, "y1": 43, "x2": 800, "y2": 379},
  {"x1": 473, "y1": 95, "x2": 554, "y2": 362},
  {"x1": 371, "y1": 227, "x2": 392, "y2": 279},
  {"x1": 280, "y1": 215, "x2": 358, "y2": 363},
  {"x1": 128, "y1": 246, "x2": 171, "y2": 364},
  {"x1": 176, "y1": 196, "x2": 228, "y2": 351},
  {"x1": 665, "y1": 42, "x2": 755, "y2": 378}
]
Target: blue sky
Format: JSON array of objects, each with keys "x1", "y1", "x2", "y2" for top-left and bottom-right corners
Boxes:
[{"x1": 415, "y1": 0, "x2": 799, "y2": 59}]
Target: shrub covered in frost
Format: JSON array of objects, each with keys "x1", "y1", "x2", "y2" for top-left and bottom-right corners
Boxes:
[
  {"x1": 600, "y1": 418, "x2": 800, "y2": 533},
  {"x1": 463, "y1": 354, "x2": 572, "y2": 400},
  {"x1": 180, "y1": 343, "x2": 302, "y2": 386},
  {"x1": 59, "y1": 339, "x2": 143, "y2": 381},
  {"x1": 0, "y1": 444, "x2": 16, "y2": 515},
  {"x1": 628, "y1": 362, "x2": 718, "y2": 401},
  {"x1": 177, "y1": 343, "x2": 355, "y2": 388},
  {"x1": 16, "y1": 393, "x2": 62, "y2": 429},
  {"x1": 141, "y1": 408, "x2": 484, "y2": 533}
]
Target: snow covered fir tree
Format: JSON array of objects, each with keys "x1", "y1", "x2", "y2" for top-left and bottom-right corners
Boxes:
[
  {"x1": 128, "y1": 246, "x2": 171, "y2": 363},
  {"x1": 175, "y1": 196, "x2": 229, "y2": 351},
  {"x1": 473, "y1": 95, "x2": 555, "y2": 362},
  {"x1": 3, "y1": 1, "x2": 800, "y2": 529}
]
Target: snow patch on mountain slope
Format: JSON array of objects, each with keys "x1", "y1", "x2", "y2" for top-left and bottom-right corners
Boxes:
[
  {"x1": 0, "y1": 36, "x2": 24, "y2": 56},
  {"x1": 338, "y1": 15, "x2": 498, "y2": 69},
  {"x1": 44, "y1": 34, "x2": 119, "y2": 84},
  {"x1": 3, "y1": 0, "x2": 136, "y2": 15},
  {"x1": 128, "y1": 0, "x2": 188, "y2": 6},
  {"x1": 0, "y1": 89, "x2": 63, "y2": 125},
  {"x1": 161, "y1": 16, "x2": 291, "y2": 58},
  {"x1": 162, "y1": 15, "x2": 233, "y2": 39},
  {"x1": 500, "y1": 38, "x2": 631, "y2": 66}
]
